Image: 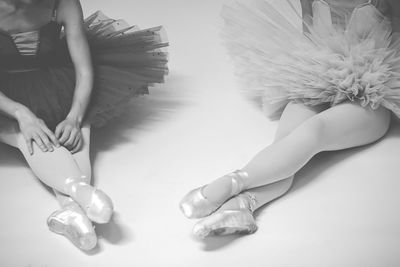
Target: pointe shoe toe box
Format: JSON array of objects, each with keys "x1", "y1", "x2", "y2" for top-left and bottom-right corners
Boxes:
[
  {"x1": 86, "y1": 190, "x2": 114, "y2": 224},
  {"x1": 179, "y1": 187, "x2": 219, "y2": 219},
  {"x1": 47, "y1": 208, "x2": 97, "y2": 251}
]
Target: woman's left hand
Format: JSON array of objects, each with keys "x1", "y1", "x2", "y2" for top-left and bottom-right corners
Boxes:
[{"x1": 55, "y1": 117, "x2": 83, "y2": 153}]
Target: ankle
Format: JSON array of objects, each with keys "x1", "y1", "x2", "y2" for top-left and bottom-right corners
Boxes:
[
  {"x1": 237, "y1": 192, "x2": 257, "y2": 213},
  {"x1": 229, "y1": 170, "x2": 249, "y2": 195},
  {"x1": 64, "y1": 176, "x2": 90, "y2": 196}
]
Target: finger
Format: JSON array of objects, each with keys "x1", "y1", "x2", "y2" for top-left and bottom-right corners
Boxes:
[
  {"x1": 59, "y1": 127, "x2": 72, "y2": 144},
  {"x1": 71, "y1": 138, "x2": 83, "y2": 154},
  {"x1": 54, "y1": 123, "x2": 64, "y2": 139},
  {"x1": 38, "y1": 132, "x2": 54, "y2": 152},
  {"x1": 41, "y1": 125, "x2": 60, "y2": 147},
  {"x1": 72, "y1": 132, "x2": 81, "y2": 148},
  {"x1": 71, "y1": 132, "x2": 82, "y2": 152},
  {"x1": 33, "y1": 134, "x2": 47, "y2": 152},
  {"x1": 65, "y1": 129, "x2": 78, "y2": 147},
  {"x1": 25, "y1": 137, "x2": 33, "y2": 155}
]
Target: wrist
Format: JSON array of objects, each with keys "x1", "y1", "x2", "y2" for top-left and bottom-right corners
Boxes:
[
  {"x1": 66, "y1": 112, "x2": 83, "y2": 126},
  {"x1": 13, "y1": 105, "x2": 32, "y2": 122}
]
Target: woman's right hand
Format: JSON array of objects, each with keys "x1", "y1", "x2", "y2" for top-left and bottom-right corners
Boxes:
[{"x1": 15, "y1": 108, "x2": 60, "y2": 155}]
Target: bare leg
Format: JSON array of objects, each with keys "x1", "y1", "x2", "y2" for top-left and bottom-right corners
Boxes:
[{"x1": 202, "y1": 102, "x2": 391, "y2": 205}]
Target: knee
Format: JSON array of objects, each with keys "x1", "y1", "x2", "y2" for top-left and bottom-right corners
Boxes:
[{"x1": 371, "y1": 107, "x2": 391, "y2": 138}]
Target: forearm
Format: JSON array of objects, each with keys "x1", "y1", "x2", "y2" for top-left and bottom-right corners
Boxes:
[
  {"x1": 58, "y1": 0, "x2": 93, "y2": 125},
  {"x1": 0, "y1": 91, "x2": 31, "y2": 121},
  {"x1": 67, "y1": 69, "x2": 93, "y2": 124}
]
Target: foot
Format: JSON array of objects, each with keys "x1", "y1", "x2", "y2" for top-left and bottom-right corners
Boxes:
[
  {"x1": 179, "y1": 170, "x2": 249, "y2": 219},
  {"x1": 65, "y1": 177, "x2": 114, "y2": 224},
  {"x1": 192, "y1": 192, "x2": 258, "y2": 238},
  {"x1": 47, "y1": 204, "x2": 97, "y2": 251}
]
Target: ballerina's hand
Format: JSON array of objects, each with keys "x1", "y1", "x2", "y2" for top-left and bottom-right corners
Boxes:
[
  {"x1": 55, "y1": 117, "x2": 83, "y2": 154},
  {"x1": 16, "y1": 109, "x2": 60, "y2": 155}
]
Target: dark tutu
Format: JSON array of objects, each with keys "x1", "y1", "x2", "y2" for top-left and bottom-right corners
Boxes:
[
  {"x1": 222, "y1": 0, "x2": 400, "y2": 119},
  {"x1": 0, "y1": 11, "x2": 168, "y2": 130}
]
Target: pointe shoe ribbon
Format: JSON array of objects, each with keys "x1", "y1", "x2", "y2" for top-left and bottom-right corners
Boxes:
[{"x1": 179, "y1": 170, "x2": 249, "y2": 219}]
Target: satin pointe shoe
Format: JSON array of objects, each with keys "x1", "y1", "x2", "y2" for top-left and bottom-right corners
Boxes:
[
  {"x1": 192, "y1": 192, "x2": 258, "y2": 238},
  {"x1": 64, "y1": 176, "x2": 114, "y2": 224},
  {"x1": 179, "y1": 170, "x2": 249, "y2": 219},
  {"x1": 47, "y1": 204, "x2": 97, "y2": 251}
]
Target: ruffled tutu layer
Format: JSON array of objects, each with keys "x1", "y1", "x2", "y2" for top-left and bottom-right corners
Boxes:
[
  {"x1": 0, "y1": 11, "x2": 168, "y2": 130},
  {"x1": 221, "y1": 0, "x2": 400, "y2": 119}
]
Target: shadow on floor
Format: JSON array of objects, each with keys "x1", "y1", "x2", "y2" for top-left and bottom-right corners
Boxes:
[
  {"x1": 198, "y1": 121, "x2": 400, "y2": 251},
  {"x1": 0, "y1": 73, "x2": 193, "y2": 245},
  {"x1": 0, "y1": 73, "x2": 193, "y2": 168},
  {"x1": 90, "y1": 73, "x2": 195, "y2": 156}
]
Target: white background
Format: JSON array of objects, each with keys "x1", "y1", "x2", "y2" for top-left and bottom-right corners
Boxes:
[{"x1": 0, "y1": 0, "x2": 399, "y2": 266}]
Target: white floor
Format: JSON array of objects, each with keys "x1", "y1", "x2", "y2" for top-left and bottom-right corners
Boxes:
[{"x1": 1, "y1": 0, "x2": 400, "y2": 266}]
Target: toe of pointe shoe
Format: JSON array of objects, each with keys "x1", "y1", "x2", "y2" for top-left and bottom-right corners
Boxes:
[
  {"x1": 179, "y1": 187, "x2": 219, "y2": 219},
  {"x1": 86, "y1": 190, "x2": 114, "y2": 224},
  {"x1": 192, "y1": 210, "x2": 258, "y2": 238},
  {"x1": 47, "y1": 208, "x2": 97, "y2": 251}
]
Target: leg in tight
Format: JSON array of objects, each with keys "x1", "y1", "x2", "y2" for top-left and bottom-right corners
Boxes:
[
  {"x1": 218, "y1": 102, "x2": 325, "y2": 211},
  {"x1": 192, "y1": 103, "x2": 391, "y2": 237},
  {"x1": 203, "y1": 103, "x2": 391, "y2": 204},
  {"x1": 0, "y1": 120, "x2": 83, "y2": 192},
  {"x1": 53, "y1": 125, "x2": 92, "y2": 207},
  {"x1": 0, "y1": 118, "x2": 112, "y2": 223}
]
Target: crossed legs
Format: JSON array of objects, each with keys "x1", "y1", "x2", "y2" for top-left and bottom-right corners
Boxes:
[
  {"x1": 181, "y1": 102, "x2": 391, "y2": 237},
  {"x1": 53, "y1": 124, "x2": 92, "y2": 207},
  {"x1": 0, "y1": 119, "x2": 112, "y2": 250},
  {"x1": 215, "y1": 102, "x2": 326, "y2": 213}
]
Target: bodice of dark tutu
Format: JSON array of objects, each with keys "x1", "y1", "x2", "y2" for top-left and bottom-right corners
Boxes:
[
  {"x1": 0, "y1": 11, "x2": 168, "y2": 130},
  {"x1": 0, "y1": 22, "x2": 64, "y2": 72}
]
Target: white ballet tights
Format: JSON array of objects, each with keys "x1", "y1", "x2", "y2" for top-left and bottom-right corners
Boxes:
[
  {"x1": 0, "y1": 120, "x2": 92, "y2": 208},
  {"x1": 203, "y1": 102, "x2": 391, "y2": 208}
]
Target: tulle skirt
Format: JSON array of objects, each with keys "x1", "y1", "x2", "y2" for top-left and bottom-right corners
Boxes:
[
  {"x1": 221, "y1": 0, "x2": 400, "y2": 119},
  {"x1": 0, "y1": 11, "x2": 168, "y2": 130}
]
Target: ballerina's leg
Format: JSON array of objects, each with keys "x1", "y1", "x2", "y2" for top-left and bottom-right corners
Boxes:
[
  {"x1": 0, "y1": 118, "x2": 112, "y2": 223},
  {"x1": 190, "y1": 102, "x2": 324, "y2": 237},
  {"x1": 53, "y1": 124, "x2": 92, "y2": 207},
  {"x1": 201, "y1": 102, "x2": 391, "y2": 206},
  {"x1": 0, "y1": 119, "x2": 83, "y2": 188},
  {"x1": 217, "y1": 102, "x2": 326, "y2": 212},
  {"x1": 47, "y1": 124, "x2": 98, "y2": 250},
  {"x1": 191, "y1": 102, "x2": 391, "y2": 237}
]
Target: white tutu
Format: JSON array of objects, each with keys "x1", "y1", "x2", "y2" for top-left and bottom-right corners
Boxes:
[{"x1": 222, "y1": 0, "x2": 400, "y2": 119}]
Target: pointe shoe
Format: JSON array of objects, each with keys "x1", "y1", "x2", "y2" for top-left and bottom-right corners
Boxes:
[
  {"x1": 65, "y1": 177, "x2": 114, "y2": 224},
  {"x1": 192, "y1": 192, "x2": 258, "y2": 238},
  {"x1": 179, "y1": 170, "x2": 249, "y2": 219},
  {"x1": 47, "y1": 204, "x2": 97, "y2": 251}
]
